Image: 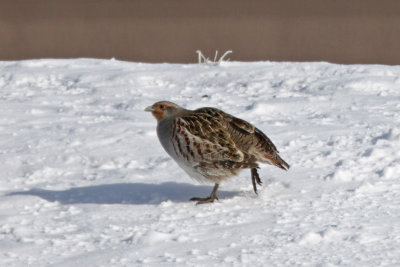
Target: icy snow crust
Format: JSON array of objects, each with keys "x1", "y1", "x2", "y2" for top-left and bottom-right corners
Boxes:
[{"x1": 1, "y1": 59, "x2": 399, "y2": 266}]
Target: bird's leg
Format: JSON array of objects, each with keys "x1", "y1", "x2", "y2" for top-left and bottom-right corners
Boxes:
[
  {"x1": 190, "y1": 183, "x2": 219, "y2": 205},
  {"x1": 251, "y1": 168, "x2": 262, "y2": 194}
]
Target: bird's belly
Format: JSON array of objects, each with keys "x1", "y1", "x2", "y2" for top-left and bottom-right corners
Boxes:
[
  {"x1": 176, "y1": 160, "x2": 211, "y2": 183},
  {"x1": 174, "y1": 155, "x2": 239, "y2": 184},
  {"x1": 166, "y1": 145, "x2": 233, "y2": 183}
]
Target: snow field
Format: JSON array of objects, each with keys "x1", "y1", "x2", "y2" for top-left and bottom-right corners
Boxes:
[{"x1": 0, "y1": 59, "x2": 399, "y2": 266}]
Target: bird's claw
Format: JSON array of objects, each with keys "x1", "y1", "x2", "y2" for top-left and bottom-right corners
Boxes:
[{"x1": 190, "y1": 196, "x2": 218, "y2": 205}]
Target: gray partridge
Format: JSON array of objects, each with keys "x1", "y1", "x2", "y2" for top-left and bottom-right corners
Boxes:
[{"x1": 145, "y1": 101, "x2": 289, "y2": 204}]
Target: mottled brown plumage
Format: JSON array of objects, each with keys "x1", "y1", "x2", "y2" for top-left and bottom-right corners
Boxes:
[{"x1": 145, "y1": 101, "x2": 289, "y2": 204}]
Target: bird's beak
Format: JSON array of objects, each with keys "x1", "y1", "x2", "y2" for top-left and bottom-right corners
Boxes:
[{"x1": 144, "y1": 105, "x2": 155, "y2": 112}]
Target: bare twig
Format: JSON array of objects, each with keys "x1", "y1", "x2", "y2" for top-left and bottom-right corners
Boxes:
[{"x1": 196, "y1": 50, "x2": 233, "y2": 65}]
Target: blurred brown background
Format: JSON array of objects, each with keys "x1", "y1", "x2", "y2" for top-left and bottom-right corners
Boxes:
[{"x1": 1, "y1": 0, "x2": 400, "y2": 64}]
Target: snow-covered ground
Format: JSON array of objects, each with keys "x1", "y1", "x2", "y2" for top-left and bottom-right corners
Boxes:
[{"x1": 1, "y1": 59, "x2": 399, "y2": 266}]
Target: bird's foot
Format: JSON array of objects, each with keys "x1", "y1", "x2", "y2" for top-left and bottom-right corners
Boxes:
[
  {"x1": 190, "y1": 183, "x2": 219, "y2": 205},
  {"x1": 190, "y1": 195, "x2": 219, "y2": 205},
  {"x1": 251, "y1": 168, "x2": 262, "y2": 194}
]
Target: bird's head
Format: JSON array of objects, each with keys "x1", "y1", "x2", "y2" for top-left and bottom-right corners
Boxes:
[{"x1": 144, "y1": 101, "x2": 183, "y2": 122}]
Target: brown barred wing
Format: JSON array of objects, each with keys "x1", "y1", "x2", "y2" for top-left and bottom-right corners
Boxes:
[{"x1": 170, "y1": 113, "x2": 244, "y2": 164}]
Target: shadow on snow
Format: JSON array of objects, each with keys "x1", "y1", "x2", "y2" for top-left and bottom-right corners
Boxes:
[{"x1": 8, "y1": 182, "x2": 241, "y2": 205}]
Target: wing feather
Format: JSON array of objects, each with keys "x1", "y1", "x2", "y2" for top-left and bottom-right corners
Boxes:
[{"x1": 174, "y1": 113, "x2": 244, "y2": 163}]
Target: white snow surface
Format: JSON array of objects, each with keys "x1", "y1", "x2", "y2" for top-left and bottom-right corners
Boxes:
[{"x1": 1, "y1": 59, "x2": 400, "y2": 266}]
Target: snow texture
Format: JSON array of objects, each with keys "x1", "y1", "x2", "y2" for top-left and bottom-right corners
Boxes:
[{"x1": 1, "y1": 59, "x2": 400, "y2": 266}]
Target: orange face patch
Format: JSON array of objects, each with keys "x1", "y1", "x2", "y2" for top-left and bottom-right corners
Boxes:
[{"x1": 152, "y1": 110, "x2": 165, "y2": 121}]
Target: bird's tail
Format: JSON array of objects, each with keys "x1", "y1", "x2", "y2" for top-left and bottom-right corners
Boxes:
[
  {"x1": 254, "y1": 128, "x2": 290, "y2": 171},
  {"x1": 263, "y1": 152, "x2": 290, "y2": 170}
]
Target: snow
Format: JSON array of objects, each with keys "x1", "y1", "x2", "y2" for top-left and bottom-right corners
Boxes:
[{"x1": 1, "y1": 58, "x2": 400, "y2": 266}]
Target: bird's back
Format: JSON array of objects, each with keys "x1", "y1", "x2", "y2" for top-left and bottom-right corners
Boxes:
[{"x1": 193, "y1": 107, "x2": 289, "y2": 169}]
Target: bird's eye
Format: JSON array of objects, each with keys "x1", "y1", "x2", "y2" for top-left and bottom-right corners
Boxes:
[{"x1": 159, "y1": 104, "x2": 165, "y2": 109}]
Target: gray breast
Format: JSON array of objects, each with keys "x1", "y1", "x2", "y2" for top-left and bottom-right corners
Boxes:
[{"x1": 156, "y1": 118, "x2": 176, "y2": 158}]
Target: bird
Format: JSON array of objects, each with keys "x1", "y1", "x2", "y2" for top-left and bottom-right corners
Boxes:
[{"x1": 145, "y1": 101, "x2": 289, "y2": 204}]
